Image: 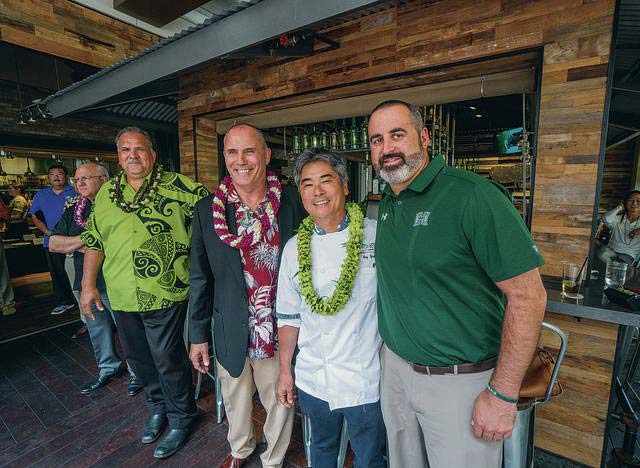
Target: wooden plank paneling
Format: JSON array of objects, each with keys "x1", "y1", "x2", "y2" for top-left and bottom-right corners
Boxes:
[
  {"x1": 537, "y1": 313, "x2": 618, "y2": 466},
  {"x1": 0, "y1": 0, "x2": 159, "y2": 68}
]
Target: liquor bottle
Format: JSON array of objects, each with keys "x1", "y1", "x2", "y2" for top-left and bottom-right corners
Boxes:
[
  {"x1": 338, "y1": 119, "x2": 348, "y2": 150},
  {"x1": 372, "y1": 176, "x2": 380, "y2": 195},
  {"x1": 349, "y1": 117, "x2": 359, "y2": 150},
  {"x1": 310, "y1": 125, "x2": 319, "y2": 148},
  {"x1": 360, "y1": 117, "x2": 369, "y2": 149},
  {"x1": 329, "y1": 121, "x2": 338, "y2": 150},
  {"x1": 302, "y1": 127, "x2": 310, "y2": 151},
  {"x1": 292, "y1": 128, "x2": 301, "y2": 154},
  {"x1": 319, "y1": 124, "x2": 328, "y2": 148}
]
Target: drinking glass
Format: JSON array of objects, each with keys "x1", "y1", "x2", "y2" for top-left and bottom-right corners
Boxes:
[
  {"x1": 562, "y1": 262, "x2": 583, "y2": 299},
  {"x1": 605, "y1": 261, "x2": 628, "y2": 288}
]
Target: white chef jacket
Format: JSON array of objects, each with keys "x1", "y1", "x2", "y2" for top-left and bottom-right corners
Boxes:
[{"x1": 276, "y1": 217, "x2": 381, "y2": 410}]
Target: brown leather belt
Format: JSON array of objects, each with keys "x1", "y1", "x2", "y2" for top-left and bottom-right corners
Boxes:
[{"x1": 409, "y1": 356, "x2": 498, "y2": 375}]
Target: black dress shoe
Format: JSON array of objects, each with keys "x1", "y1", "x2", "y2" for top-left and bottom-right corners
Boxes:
[
  {"x1": 153, "y1": 428, "x2": 191, "y2": 459},
  {"x1": 141, "y1": 414, "x2": 167, "y2": 444},
  {"x1": 79, "y1": 370, "x2": 120, "y2": 395},
  {"x1": 127, "y1": 376, "x2": 144, "y2": 396}
]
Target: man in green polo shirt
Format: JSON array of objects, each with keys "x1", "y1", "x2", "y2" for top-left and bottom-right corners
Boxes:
[
  {"x1": 368, "y1": 100, "x2": 547, "y2": 468},
  {"x1": 80, "y1": 127, "x2": 209, "y2": 459}
]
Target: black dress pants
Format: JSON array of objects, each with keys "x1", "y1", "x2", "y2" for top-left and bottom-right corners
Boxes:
[
  {"x1": 45, "y1": 250, "x2": 74, "y2": 305},
  {"x1": 112, "y1": 301, "x2": 197, "y2": 430}
]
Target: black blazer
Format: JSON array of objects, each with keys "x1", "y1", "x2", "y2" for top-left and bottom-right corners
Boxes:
[{"x1": 188, "y1": 185, "x2": 305, "y2": 378}]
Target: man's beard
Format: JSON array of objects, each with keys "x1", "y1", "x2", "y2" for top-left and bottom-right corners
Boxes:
[{"x1": 375, "y1": 150, "x2": 425, "y2": 185}]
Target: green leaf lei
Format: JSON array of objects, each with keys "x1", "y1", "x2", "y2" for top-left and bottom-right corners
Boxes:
[
  {"x1": 108, "y1": 164, "x2": 163, "y2": 213},
  {"x1": 297, "y1": 202, "x2": 364, "y2": 316}
]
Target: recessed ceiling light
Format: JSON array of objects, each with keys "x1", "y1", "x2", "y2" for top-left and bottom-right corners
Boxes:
[
  {"x1": 469, "y1": 106, "x2": 477, "y2": 110},
  {"x1": 475, "y1": 114, "x2": 483, "y2": 118}
]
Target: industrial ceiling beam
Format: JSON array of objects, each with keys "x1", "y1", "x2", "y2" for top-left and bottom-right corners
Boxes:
[
  {"x1": 113, "y1": 0, "x2": 211, "y2": 27},
  {"x1": 45, "y1": 0, "x2": 385, "y2": 118}
]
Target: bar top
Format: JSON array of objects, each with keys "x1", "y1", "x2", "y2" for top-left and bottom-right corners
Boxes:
[{"x1": 543, "y1": 276, "x2": 640, "y2": 326}]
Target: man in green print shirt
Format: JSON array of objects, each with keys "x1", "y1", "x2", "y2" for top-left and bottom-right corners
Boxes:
[
  {"x1": 368, "y1": 101, "x2": 547, "y2": 468},
  {"x1": 81, "y1": 127, "x2": 209, "y2": 459}
]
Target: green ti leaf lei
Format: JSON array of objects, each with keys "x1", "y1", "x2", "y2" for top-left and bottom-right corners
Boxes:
[{"x1": 297, "y1": 202, "x2": 364, "y2": 316}]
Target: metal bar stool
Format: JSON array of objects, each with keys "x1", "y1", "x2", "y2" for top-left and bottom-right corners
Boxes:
[
  {"x1": 302, "y1": 413, "x2": 349, "y2": 468},
  {"x1": 503, "y1": 321, "x2": 568, "y2": 468}
]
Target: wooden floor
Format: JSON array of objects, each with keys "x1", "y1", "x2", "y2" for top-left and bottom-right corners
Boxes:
[
  {"x1": 0, "y1": 272, "x2": 80, "y2": 343},
  {"x1": 0, "y1": 323, "x2": 310, "y2": 468}
]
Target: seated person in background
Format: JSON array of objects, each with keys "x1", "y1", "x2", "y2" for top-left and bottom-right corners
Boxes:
[
  {"x1": 0, "y1": 198, "x2": 16, "y2": 316},
  {"x1": 6, "y1": 185, "x2": 30, "y2": 239},
  {"x1": 277, "y1": 149, "x2": 386, "y2": 468},
  {"x1": 599, "y1": 190, "x2": 640, "y2": 265}
]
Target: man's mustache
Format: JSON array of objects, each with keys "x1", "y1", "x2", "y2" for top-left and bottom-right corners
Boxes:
[
  {"x1": 125, "y1": 158, "x2": 143, "y2": 164},
  {"x1": 381, "y1": 152, "x2": 406, "y2": 164}
]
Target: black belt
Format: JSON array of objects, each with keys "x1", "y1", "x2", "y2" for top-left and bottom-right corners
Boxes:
[{"x1": 409, "y1": 356, "x2": 498, "y2": 375}]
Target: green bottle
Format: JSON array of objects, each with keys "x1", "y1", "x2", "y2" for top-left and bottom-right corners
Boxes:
[
  {"x1": 360, "y1": 117, "x2": 369, "y2": 149},
  {"x1": 292, "y1": 128, "x2": 301, "y2": 154},
  {"x1": 329, "y1": 121, "x2": 338, "y2": 149},
  {"x1": 319, "y1": 124, "x2": 328, "y2": 148},
  {"x1": 338, "y1": 120, "x2": 347, "y2": 150},
  {"x1": 302, "y1": 127, "x2": 310, "y2": 150},
  {"x1": 349, "y1": 117, "x2": 359, "y2": 150}
]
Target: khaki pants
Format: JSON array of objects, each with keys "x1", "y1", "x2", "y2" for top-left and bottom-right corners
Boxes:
[
  {"x1": 217, "y1": 353, "x2": 294, "y2": 468},
  {"x1": 380, "y1": 344, "x2": 503, "y2": 468}
]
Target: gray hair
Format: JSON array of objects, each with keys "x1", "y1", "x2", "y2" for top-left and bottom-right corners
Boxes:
[
  {"x1": 115, "y1": 126, "x2": 155, "y2": 151},
  {"x1": 294, "y1": 148, "x2": 349, "y2": 187},
  {"x1": 77, "y1": 162, "x2": 109, "y2": 179},
  {"x1": 370, "y1": 100, "x2": 424, "y2": 134},
  {"x1": 223, "y1": 123, "x2": 268, "y2": 149}
]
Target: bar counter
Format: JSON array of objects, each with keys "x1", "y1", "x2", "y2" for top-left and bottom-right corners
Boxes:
[{"x1": 544, "y1": 276, "x2": 640, "y2": 327}]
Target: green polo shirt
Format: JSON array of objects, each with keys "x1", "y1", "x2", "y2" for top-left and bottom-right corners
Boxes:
[
  {"x1": 376, "y1": 156, "x2": 544, "y2": 366},
  {"x1": 81, "y1": 169, "x2": 209, "y2": 312}
]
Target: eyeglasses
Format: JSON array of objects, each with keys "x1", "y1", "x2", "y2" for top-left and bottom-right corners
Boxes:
[{"x1": 72, "y1": 176, "x2": 102, "y2": 183}]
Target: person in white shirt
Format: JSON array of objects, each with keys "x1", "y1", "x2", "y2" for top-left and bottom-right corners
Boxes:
[
  {"x1": 276, "y1": 149, "x2": 385, "y2": 468},
  {"x1": 600, "y1": 190, "x2": 640, "y2": 265}
]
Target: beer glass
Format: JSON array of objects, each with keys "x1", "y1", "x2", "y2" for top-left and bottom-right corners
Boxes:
[{"x1": 562, "y1": 262, "x2": 583, "y2": 299}]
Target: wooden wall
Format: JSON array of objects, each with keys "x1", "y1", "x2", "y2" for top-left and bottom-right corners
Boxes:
[
  {"x1": 0, "y1": 0, "x2": 158, "y2": 68},
  {"x1": 177, "y1": 2, "x2": 616, "y2": 465},
  {"x1": 538, "y1": 313, "x2": 618, "y2": 466}
]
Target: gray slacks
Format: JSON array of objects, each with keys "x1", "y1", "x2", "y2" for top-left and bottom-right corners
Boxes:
[{"x1": 380, "y1": 344, "x2": 502, "y2": 468}]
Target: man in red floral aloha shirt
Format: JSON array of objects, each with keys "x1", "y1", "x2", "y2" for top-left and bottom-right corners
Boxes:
[{"x1": 189, "y1": 124, "x2": 306, "y2": 468}]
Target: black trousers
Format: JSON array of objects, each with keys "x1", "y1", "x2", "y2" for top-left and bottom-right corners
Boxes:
[
  {"x1": 44, "y1": 250, "x2": 74, "y2": 305},
  {"x1": 112, "y1": 301, "x2": 197, "y2": 430}
]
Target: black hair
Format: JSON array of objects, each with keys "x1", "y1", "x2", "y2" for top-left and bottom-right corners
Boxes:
[{"x1": 48, "y1": 164, "x2": 68, "y2": 176}]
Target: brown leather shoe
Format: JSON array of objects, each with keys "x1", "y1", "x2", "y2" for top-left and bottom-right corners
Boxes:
[{"x1": 219, "y1": 454, "x2": 247, "y2": 468}]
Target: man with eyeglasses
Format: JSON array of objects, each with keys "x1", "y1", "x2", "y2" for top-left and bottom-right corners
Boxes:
[
  {"x1": 29, "y1": 164, "x2": 77, "y2": 315},
  {"x1": 49, "y1": 163, "x2": 142, "y2": 396}
]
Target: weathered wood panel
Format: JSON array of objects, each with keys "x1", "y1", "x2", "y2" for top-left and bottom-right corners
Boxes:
[
  {"x1": 0, "y1": 0, "x2": 158, "y2": 68},
  {"x1": 538, "y1": 313, "x2": 618, "y2": 467}
]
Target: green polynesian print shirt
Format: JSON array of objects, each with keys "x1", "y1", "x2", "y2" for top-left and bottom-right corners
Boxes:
[{"x1": 81, "y1": 169, "x2": 209, "y2": 312}]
